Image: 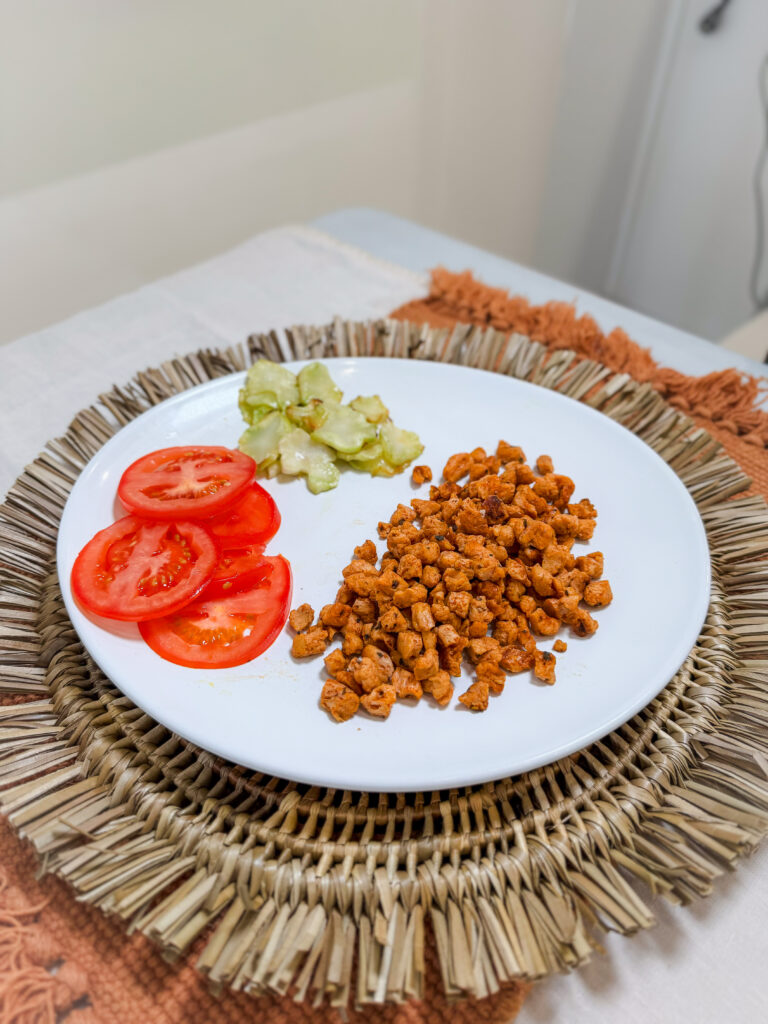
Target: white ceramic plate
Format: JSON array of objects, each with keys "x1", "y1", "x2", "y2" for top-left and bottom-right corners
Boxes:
[{"x1": 57, "y1": 358, "x2": 710, "y2": 792}]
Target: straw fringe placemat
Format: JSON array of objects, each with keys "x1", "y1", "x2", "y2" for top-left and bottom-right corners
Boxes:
[{"x1": 2, "y1": 318, "x2": 768, "y2": 1013}]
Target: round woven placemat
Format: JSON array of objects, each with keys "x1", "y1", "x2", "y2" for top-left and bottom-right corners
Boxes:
[{"x1": 2, "y1": 318, "x2": 768, "y2": 1009}]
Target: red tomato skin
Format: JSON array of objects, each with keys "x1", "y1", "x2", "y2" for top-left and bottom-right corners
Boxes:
[
  {"x1": 118, "y1": 446, "x2": 255, "y2": 520},
  {"x1": 206, "y1": 481, "x2": 281, "y2": 544},
  {"x1": 71, "y1": 516, "x2": 218, "y2": 622},
  {"x1": 139, "y1": 555, "x2": 292, "y2": 668},
  {"x1": 202, "y1": 543, "x2": 271, "y2": 599}
]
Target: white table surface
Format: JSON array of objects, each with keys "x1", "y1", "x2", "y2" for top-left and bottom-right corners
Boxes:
[{"x1": 2, "y1": 209, "x2": 767, "y2": 1023}]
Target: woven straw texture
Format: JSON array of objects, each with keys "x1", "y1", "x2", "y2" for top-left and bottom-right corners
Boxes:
[{"x1": 2, "y1": 317, "x2": 768, "y2": 1023}]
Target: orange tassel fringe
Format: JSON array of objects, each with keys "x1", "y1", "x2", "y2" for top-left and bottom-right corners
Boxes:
[
  {"x1": 0, "y1": 867, "x2": 90, "y2": 1024},
  {"x1": 392, "y1": 268, "x2": 768, "y2": 447}
]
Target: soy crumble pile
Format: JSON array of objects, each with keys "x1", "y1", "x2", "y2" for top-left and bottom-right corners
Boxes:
[{"x1": 289, "y1": 441, "x2": 612, "y2": 722}]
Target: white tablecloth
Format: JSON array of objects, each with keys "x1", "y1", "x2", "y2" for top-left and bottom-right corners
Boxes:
[
  {"x1": 0, "y1": 225, "x2": 426, "y2": 496},
  {"x1": 2, "y1": 216, "x2": 767, "y2": 1023}
]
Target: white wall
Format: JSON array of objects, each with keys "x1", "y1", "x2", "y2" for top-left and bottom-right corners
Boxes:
[
  {"x1": 0, "y1": 82, "x2": 421, "y2": 343},
  {"x1": 609, "y1": 0, "x2": 768, "y2": 339},
  {"x1": 534, "y1": 0, "x2": 670, "y2": 294},
  {"x1": 0, "y1": 0, "x2": 575, "y2": 345},
  {"x1": 3, "y1": 0, "x2": 759, "y2": 347},
  {"x1": 0, "y1": 0, "x2": 423, "y2": 343},
  {"x1": 0, "y1": 0, "x2": 419, "y2": 195},
  {"x1": 8, "y1": 0, "x2": 750, "y2": 348},
  {"x1": 536, "y1": 0, "x2": 768, "y2": 341},
  {"x1": 416, "y1": 0, "x2": 570, "y2": 264}
]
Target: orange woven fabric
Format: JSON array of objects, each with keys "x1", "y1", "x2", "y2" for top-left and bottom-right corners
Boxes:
[{"x1": 392, "y1": 268, "x2": 768, "y2": 498}]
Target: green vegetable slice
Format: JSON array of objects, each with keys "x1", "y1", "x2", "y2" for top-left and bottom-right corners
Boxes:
[
  {"x1": 371, "y1": 461, "x2": 398, "y2": 477},
  {"x1": 238, "y1": 411, "x2": 293, "y2": 469},
  {"x1": 355, "y1": 457, "x2": 398, "y2": 477},
  {"x1": 307, "y1": 461, "x2": 341, "y2": 493},
  {"x1": 238, "y1": 391, "x2": 275, "y2": 427},
  {"x1": 286, "y1": 399, "x2": 328, "y2": 433},
  {"x1": 338, "y1": 440, "x2": 383, "y2": 467},
  {"x1": 237, "y1": 359, "x2": 424, "y2": 491},
  {"x1": 339, "y1": 442, "x2": 399, "y2": 477},
  {"x1": 241, "y1": 360, "x2": 299, "y2": 413},
  {"x1": 298, "y1": 363, "x2": 342, "y2": 405},
  {"x1": 380, "y1": 421, "x2": 424, "y2": 467},
  {"x1": 278, "y1": 428, "x2": 340, "y2": 493},
  {"x1": 312, "y1": 405, "x2": 377, "y2": 454},
  {"x1": 349, "y1": 394, "x2": 389, "y2": 423}
]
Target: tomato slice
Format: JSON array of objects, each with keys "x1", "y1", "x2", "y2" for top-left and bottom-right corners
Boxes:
[
  {"x1": 71, "y1": 516, "x2": 217, "y2": 621},
  {"x1": 203, "y1": 542, "x2": 271, "y2": 598},
  {"x1": 118, "y1": 446, "x2": 255, "y2": 520},
  {"x1": 139, "y1": 555, "x2": 292, "y2": 668},
  {"x1": 206, "y1": 482, "x2": 280, "y2": 545}
]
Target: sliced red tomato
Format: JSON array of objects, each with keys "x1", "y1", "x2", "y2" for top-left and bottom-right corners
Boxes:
[
  {"x1": 71, "y1": 516, "x2": 217, "y2": 621},
  {"x1": 206, "y1": 481, "x2": 280, "y2": 545},
  {"x1": 139, "y1": 555, "x2": 292, "y2": 668},
  {"x1": 118, "y1": 446, "x2": 254, "y2": 520},
  {"x1": 203, "y1": 542, "x2": 271, "y2": 598}
]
